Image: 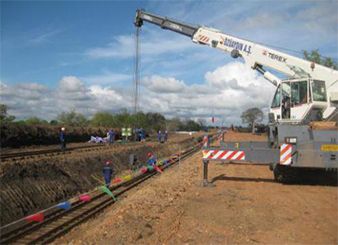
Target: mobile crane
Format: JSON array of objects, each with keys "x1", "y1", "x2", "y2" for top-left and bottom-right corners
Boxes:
[{"x1": 134, "y1": 10, "x2": 338, "y2": 182}]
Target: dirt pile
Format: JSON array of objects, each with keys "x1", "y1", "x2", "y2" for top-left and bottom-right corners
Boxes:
[
  {"x1": 0, "y1": 135, "x2": 201, "y2": 226},
  {"x1": 0, "y1": 124, "x2": 118, "y2": 148}
]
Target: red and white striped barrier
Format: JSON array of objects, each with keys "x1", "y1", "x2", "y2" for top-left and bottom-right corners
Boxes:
[
  {"x1": 202, "y1": 150, "x2": 245, "y2": 161},
  {"x1": 280, "y1": 144, "x2": 292, "y2": 165},
  {"x1": 197, "y1": 34, "x2": 210, "y2": 43}
]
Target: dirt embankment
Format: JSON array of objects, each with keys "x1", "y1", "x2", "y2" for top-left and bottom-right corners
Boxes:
[
  {"x1": 0, "y1": 124, "x2": 117, "y2": 148},
  {"x1": 0, "y1": 134, "x2": 202, "y2": 226},
  {"x1": 55, "y1": 132, "x2": 337, "y2": 245}
]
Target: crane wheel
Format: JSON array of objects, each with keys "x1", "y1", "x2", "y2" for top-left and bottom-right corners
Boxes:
[{"x1": 273, "y1": 165, "x2": 297, "y2": 184}]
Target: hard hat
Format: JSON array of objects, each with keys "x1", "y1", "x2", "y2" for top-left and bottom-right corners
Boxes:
[
  {"x1": 105, "y1": 160, "x2": 112, "y2": 165},
  {"x1": 147, "y1": 152, "x2": 153, "y2": 157},
  {"x1": 61, "y1": 127, "x2": 65, "y2": 131}
]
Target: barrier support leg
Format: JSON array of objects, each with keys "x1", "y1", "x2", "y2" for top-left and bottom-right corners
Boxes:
[{"x1": 202, "y1": 159, "x2": 215, "y2": 187}]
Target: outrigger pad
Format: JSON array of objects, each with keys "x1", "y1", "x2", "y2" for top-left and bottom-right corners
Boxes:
[{"x1": 201, "y1": 179, "x2": 215, "y2": 187}]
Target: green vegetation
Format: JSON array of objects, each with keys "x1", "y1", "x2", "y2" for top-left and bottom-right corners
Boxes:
[
  {"x1": 303, "y1": 49, "x2": 338, "y2": 70},
  {"x1": 0, "y1": 104, "x2": 15, "y2": 124},
  {"x1": 0, "y1": 104, "x2": 204, "y2": 132},
  {"x1": 24, "y1": 117, "x2": 49, "y2": 125},
  {"x1": 57, "y1": 111, "x2": 89, "y2": 127}
]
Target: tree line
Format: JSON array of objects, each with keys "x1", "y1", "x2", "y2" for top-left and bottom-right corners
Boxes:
[{"x1": 0, "y1": 105, "x2": 204, "y2": 132}]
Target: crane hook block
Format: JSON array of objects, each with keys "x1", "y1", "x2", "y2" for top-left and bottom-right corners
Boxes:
[{"x1": 134, "y1": 10, "x2": 143, "y2": 27}]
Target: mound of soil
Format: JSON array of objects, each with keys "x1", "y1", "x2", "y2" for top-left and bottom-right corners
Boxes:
[{"x1": 0, "y1": 124, "x2": 118, "y2": 148}]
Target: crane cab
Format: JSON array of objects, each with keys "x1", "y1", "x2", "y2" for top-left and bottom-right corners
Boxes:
[{"x1": 270, "y1": 78, "x2": 328, "y2": 123}]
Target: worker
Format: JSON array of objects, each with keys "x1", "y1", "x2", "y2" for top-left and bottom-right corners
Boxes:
[
  {"x1": 146, "y1": 152, "x2": 157, "y2": 167},
  {"x1": 129, "y1": 154, "x2": 139, "y2": 171},
  {"x1": 108, "y1": 129, "x2": 115, "y2": 144},
  {"x1": 59, "y1": 127, "x2": 66, "y2": 151},
  {"x1": 139, "y1": 128, "x2": 145, "y2": 142},
  {"x1": 157, "y1": 130, "x2": 162, "y2": 142},
  {"x1": 164, "y1": 130, "x2": 168, "y2": 142},
  {"x1": 137, "y1": 129, "x2": 142, "y2": 142},
  {"x1": 282, "y1": 96, "x2": 291, "y2": 119},
  {"x1": 102, "y1": 160, "x2": 114, "y2": 187}
]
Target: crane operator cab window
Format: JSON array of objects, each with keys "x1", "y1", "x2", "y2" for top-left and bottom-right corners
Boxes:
[
  {"x1": 312, "y1": 80, "x2": 327, "y2": 102},
  {"x1": 281, "y1": 82, "x2": 291, "y2": 119},
  {"x1": 271, "y1": 79, "x2": 327, "y2": 121},
  {"x1": 271, "y1": 86, "x2": 281, "y2": 108},
  {"x1": 291, "y1": 80, "x2": 308, "y2": 105}
]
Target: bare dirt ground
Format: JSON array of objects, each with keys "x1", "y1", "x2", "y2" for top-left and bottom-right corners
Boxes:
[{"x1": 55, "y1": 132, "x2": 338, "y2": 244}]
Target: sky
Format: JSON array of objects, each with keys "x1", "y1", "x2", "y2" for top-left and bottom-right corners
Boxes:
[{"x1": 1, "y1": 0, "x2": 337, "y2": 125}]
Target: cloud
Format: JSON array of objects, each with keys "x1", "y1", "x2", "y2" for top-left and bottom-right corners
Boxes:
[
  {"x1": 59, "y1": 76, "x2": 87, "y2": 92},
  {"x1": 57, "y1": 76, "x2": 92, "y2": 101},
  {"x1": 81, "y1": 71, "x2": 132, "y2": 86},
  {"x1": 28, "y1": 28, "x2": 65, "y2": 44},
  {"x1": 0, "y1": 62, "x2": 276, "y2": 124},
  {"x1": 142, "y1": 75, "x2": 186, "y2": 93},
  {"x1": 85, "y1": 28, "x2": 195, "y2": 60},
  {"x1": 0, "y1": 76, "x2": 130, "y2": 120},
  {"x1": 295, "y1": 3, "x2": 337, "y2": 32}
]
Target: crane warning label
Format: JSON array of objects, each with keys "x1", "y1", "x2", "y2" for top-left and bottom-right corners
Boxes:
[{"x1": 321, "y1": 144, "x2": 338, "y2": 152}]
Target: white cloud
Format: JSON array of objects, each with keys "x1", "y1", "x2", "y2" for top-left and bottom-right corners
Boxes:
[
  {"x1": 142, "y1": 75, "x2": 186, "y2": 93},
  {"x1": 85, "y1": 28, "x2": 195, "y2": 60},
  {"x1": 0, "y1": 62, "x2": 276, "y2": 124},
  {"x1": 28, "y1": 29, "x2": 64, "y2": 44},
  {"x1": 59, "y1": 76, "x2": 87, "y2": 92},
  {"x1": 81, "y1": 72, "x2": 132, "y2": 86}
]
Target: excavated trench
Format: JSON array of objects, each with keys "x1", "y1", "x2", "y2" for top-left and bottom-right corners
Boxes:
[{"x1": 0, "y1": 137, "x2": 201, "y2": 226}]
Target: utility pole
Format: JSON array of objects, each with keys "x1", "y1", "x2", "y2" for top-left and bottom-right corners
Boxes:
[
  {"x1": 134, "y1": 26, "x2": 140, "y2": 114},
  {"x1": 133, "y1": 26, "x2": 140, "y2": 141}
]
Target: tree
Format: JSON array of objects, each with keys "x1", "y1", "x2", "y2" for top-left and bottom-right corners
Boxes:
[
  {"x1": 90, "y1": 112, "x2": 115, "y2": 127},
  {"x1": 57, "y1": 111, "x2": 88, "y2": 127},
  {"x1": 25, "y1": 117, "x2": 48, "y2": 125},
  {"x1": 241, "y1": 107, "x2": 263, "y2": 133},
  {"x1": 197, "y1": 118, "x2": 206, "y2": 127},
  {"x1": 167, "y1": 117, "x2": 182, "y2": 131},
  {"x1": 0, "y1": 104, "x2": 15, "y2": 124},
  {"x1": 114, "y1": 109, "x2": 133, "y2": 127},
  {"x1": 132, "y1": 112, "x2": 148, "y2": 130},
  {"x1": 177, "y1": 119, "x2": 201, "y2": 131},
  {"x1": 146, "y1": 112, "x2": 166, "y2": 131},
  {"x1": 50, "y1": 120, "x2": 59, "y2": 125},
  {"x1": 303, "y1": 49, "x2": 338, "y2": 70},
  {"x1": 185, "y1": 120, "x2": 201, "y2": 131}
]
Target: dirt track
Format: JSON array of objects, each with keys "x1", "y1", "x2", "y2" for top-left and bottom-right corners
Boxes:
[{"x1": 55, "y1": 132, "x2": 338, "y2": 244}]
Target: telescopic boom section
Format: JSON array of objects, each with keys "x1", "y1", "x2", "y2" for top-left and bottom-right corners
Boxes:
[{"x1": 135, "y1": 9, "x2": 198, "y2": 38}]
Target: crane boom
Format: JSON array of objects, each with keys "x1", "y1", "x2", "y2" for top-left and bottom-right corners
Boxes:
[
  {"x1": 193, "y1": 27, "x2": 337, "y2": 87},
  {"x1": 134, "y1": 9, "x2": 198, "y2": 38}
]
